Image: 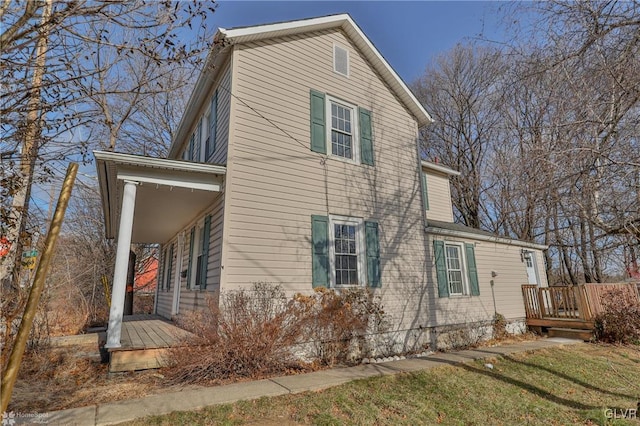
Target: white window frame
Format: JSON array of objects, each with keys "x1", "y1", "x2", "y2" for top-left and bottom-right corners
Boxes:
[
  {"x1": 333, "y1": 43, "x2": 350, "y2": 77},
  {"x1": 326, "y1": 96, "x2": 359, "y2": 165},
  {"x1": 189, "y1": 220, "x2": 205, "y2": 290},
  {"x1": 328, "y1": 215, "x2": 366, "y2": 288},
  {"x1": 444, "y1": 242, "x2": 469, "y2": 296}
]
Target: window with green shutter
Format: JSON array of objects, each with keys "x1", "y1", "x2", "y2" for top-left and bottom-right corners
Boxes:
[
  {"x1": 422, "y1": 172, "x2": 430, "y2": 210},
  {"x1": 365, "y1": 221, "x2": 380, "y2": 287},
  {"x1": 206, "y1": 90, "x2": 218, "y2": 160},
  {"x1": 312, "y1": 215, "x2": 381, "y2": 289},
  {"x1": 310, "y1": 90, "x2": 326, "y2": 154},
  {"x1": 359, "y1": 108, "x2": 374, "y2": 165},
  {"x1": 186, "y1": 227, "x2": 195, "y2": 289},
  {"x1": 310, "y1": 90, "x2": 374, "y2": 166},
  {"x1": 199, "y1": 215, "x2": 211, "y2": 289},
  {"x1": 311, "y1": 215, "x2": 329, "y2": 287},
  {"x1": 433, "y1": 240, "x2": 480, "y2": 297}
]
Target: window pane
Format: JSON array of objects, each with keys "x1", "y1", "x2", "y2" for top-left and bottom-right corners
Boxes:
[{"x1": 334, "y1": 223, "x2": 358, "y2": 286}]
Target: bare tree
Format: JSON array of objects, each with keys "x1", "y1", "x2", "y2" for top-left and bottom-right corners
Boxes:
[
  {"x1": 1, "y1": 0, "x2": 216, "y2": 289},
  {"x1": 413, "y1": 44, "x2": 506, "y2": 229}
]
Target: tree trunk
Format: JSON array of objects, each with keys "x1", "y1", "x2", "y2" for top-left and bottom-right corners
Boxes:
[{"x1": 0, "y1": 0, "x2": 52, "y2": 288}]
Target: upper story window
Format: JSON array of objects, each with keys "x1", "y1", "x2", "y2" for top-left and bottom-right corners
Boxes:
[
  {"x1": 333, "y1": 44, "x2": 349, "y2": 77},
  {"x1": 329, "y1": 98, "x2": 357, "y2": 161},
  {"x1": 206, "y1": 90, "x2": 218, "y2": 160},
  {"x1": 181, "y1": 90, "x2": 218, "y2": 162},
  {"x1": 310, "y1": 90, "x2": 374, "y2": 166}
]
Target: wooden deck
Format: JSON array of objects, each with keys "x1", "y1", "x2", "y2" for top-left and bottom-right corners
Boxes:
[
  {"x1": 108, "y1": 314, "x2": 195, "y2": 372},
  {"x1": 521, "y1": 283, "x2": 639, "y2": 338}
]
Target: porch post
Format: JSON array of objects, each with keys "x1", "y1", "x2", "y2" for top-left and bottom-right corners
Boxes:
[{"x1": 105, "y1": 180, "x2": 138, "y2": 348}]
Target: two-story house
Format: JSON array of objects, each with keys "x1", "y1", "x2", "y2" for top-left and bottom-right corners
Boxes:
[{"x1": 95, "y1": 14, "x2": 547, "y2": 353}]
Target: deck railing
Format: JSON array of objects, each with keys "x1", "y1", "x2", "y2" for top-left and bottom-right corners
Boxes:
[{"x1": 522, "y1": 282, "x2": 639, "y2": 322}]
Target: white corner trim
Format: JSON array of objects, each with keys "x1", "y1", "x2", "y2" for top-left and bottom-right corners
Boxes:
[
  {"x1": 425, "y1": 226, "x2": 548, "y2": 251},
  {"x1": 421, "y1": 161, "x2": 461, "y2": 176}
]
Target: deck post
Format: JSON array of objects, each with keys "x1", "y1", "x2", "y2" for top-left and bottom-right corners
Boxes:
[{"x1": 105, "y1": 180, "x2": 139, "y2": 348}]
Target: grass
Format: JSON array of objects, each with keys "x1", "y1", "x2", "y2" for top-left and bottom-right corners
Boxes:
[{"x1": 126, "y1": 343, "x2": 640, "y2": 425}]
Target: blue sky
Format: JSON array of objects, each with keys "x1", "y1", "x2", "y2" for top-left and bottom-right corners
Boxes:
[{"x1": 209, "y1": 1, "x2": 509, "y2": 83}]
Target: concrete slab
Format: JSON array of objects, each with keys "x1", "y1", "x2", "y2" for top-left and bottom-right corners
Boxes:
[
  {"x1": 95, "y1": 380, "x2": 289, "y2": 425},
  {"x1": 42, "y1": 337, "x2": 584, "y2": 425},
  {"x1": 270, "y1": 370, "x2": 353, "y2": 393},
  {"x1": 43, "y1": 405, "x2": 96, "y2": 426}
]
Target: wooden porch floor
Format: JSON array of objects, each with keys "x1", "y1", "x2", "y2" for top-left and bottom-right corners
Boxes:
[{"x1": 108, "y1": 314, "x2": 195, "y2": 372}]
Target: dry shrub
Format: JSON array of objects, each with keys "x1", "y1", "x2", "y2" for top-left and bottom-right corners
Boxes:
[
  {"x1": 492, "y1": 312, "x2": 508, "y2": 340},
  {"x1": 168, "y1": 283, "x2": 309, "y2": 384},
  {"x1": 594, "y1": 288, "x2": 640, "y2": 344},
  {"x1": 295, "y1": 287, "x2": 388, "y2": 365},
  {"x1": 167, "y1": 283, "x2": 388, "y2": 384}
]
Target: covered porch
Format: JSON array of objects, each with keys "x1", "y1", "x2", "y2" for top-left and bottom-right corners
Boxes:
[
  {"x1": 94, "y1": 151, "x2": 225, "y2": 368},
  {"x1": 108, "y1": 315, "x2": 195, "y2": 372}
]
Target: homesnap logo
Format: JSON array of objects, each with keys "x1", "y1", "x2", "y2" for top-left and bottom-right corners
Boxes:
[{"x1": 1, "y1": 411, "x2": 15, "y2": 426}]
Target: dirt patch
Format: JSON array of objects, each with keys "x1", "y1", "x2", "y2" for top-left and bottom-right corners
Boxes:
[{"x1": 9, "y1": 345, "x2": 191, "y2": 413}]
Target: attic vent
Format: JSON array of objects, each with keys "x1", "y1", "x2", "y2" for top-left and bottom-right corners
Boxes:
[{"x1": 333, "y1": 44, "x2": 349, "y2": 76}]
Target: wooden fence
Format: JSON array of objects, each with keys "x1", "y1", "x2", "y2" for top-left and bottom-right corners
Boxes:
[{"x1": 522, "y1": 282, "x2": 639, "y2": 324}]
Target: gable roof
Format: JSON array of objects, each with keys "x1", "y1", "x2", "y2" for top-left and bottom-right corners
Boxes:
[{"x1": 168, "y1": 14, "x2": 432, "y2": 158}]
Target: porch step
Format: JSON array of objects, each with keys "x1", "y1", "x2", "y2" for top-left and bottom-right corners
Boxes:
[{"x1": 547, "y1": 327, "x2": 593, "y2": 341}]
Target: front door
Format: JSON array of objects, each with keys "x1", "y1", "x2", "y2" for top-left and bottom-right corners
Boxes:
[{"x1": 524, "y1": 251, "x2": 539, "y2": 285}]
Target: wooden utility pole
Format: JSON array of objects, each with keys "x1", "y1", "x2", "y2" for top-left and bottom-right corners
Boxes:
[
  {"x1": 1, "y1": 163, "x2": 78, "y2": 414},
  {"x1": 0, "y1": 0, "x2": 53, "y2": 287}
]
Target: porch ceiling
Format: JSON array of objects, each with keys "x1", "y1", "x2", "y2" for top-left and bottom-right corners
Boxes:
[{"x1": 94, "y1": 151, "x2": 226, "y2": 244}]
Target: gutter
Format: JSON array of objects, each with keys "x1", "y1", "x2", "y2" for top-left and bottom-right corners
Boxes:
[{"x1": 425, "y1": 226, "x2": 548, "y2": 251}]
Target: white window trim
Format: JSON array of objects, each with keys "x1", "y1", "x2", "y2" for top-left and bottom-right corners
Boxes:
[
  {"x1": 444, "y1": 242, "x2": 469, "y2": 296},
  {"x1": 189, "y1": 219, "x2": 205, "y2": 290},
  {"x1": 328, "y1": 215, "x2": 366, "y2": 288},
  {"x1": 333, "y1": 42, "x2": 350, "y2": 77},
  {"x1": 326, "y1": 96, "x2": 359, "y2": 165}
]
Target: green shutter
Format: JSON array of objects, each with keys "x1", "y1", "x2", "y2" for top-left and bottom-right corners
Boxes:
[
  {"x1": 187, "y1": 227, "x2": 195, "y2": 289},
  {"x1": 359, "y1": 107, "x2": 374, "y2": 165},
  {"x1": 433, "y1": 240, "x2": 449, "y2": 298},
  {"x1": 310, "y1": 90, "x2": 326, "y2": 154},
  {"x1": 201, "y1": 215, "x2": 211, "y2": 289},
  {"x1": 365, "y1": 221, "x2": 381, "y2": 288},
  {"x1": 465, "y1": 243, "x2": 480, "y2": 296},
  {"x1": 422, "y1": 172, "x2": 430, "y2": 210},
  {"x1": 311, "y1": 215, "x2": 329, "y2": 288},
  {"x1": 166, "y1": 243, "x2": 174, "y2": 291},
  {"x1": 207, "y1": 90, "x2": 218, "y2": 159}
]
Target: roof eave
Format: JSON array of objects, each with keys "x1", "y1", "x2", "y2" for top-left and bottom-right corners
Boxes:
[
  {"x1": 425, "y1": 225, "x2": 549, "y2": 251},
  {"x1": 421, "y1": 161, "x2": 461, "y2": 176},
  {"x1": 221, "y1": 14, "x2": 433, "y2": 127}
]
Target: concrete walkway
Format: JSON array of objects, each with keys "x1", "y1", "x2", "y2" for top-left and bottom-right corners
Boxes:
[{"x1": 43, "y1": 337, "x2": 582, "y2": 426}]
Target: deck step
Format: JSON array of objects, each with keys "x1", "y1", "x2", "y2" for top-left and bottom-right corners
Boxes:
[{"x1": 547, "y1": 327, "x2": 593, "y2": 341}]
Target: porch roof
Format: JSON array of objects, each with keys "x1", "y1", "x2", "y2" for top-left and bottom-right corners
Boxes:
[{"x1": 94, "y1": 151, "x2": 226, "y2": 244}]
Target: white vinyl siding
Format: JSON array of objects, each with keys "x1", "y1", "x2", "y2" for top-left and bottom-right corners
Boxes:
[
  {"x1": 423, "y1": 170, "x2": 454, "y2": 222},
  {"x1": 176, "y1": 60, "x2": 231, "y2": 165},
  {"x1": 224, "y1": 28, "x2": 424, "y2": 331}
]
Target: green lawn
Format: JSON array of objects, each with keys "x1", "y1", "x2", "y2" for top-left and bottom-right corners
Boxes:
[{"x1": 128, "y1": 344, "x2": 640, "y2": 425}]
